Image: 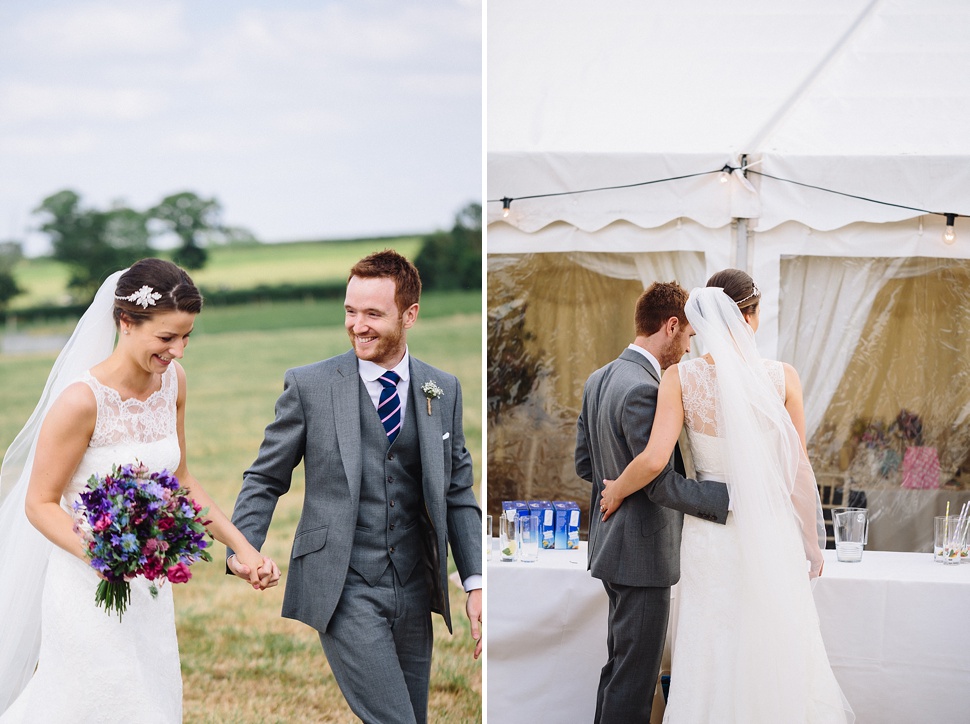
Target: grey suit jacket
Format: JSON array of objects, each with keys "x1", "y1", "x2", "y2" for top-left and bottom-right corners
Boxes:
[
  {"x1": 575, "y1": 348, "x2": 729, "y2": 588},
  {"x1": 230, "y1": 349, "x2": 482, "y2": 634}
]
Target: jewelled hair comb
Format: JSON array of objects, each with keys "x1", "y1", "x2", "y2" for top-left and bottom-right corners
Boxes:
[{"x1": 115, "y1": 285, "x2": 162, "y2": 309}]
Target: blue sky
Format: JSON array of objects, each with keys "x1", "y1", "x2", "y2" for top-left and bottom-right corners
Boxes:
[{"x1": 0, "y1": 0, "x2": 482, "y2": 255}]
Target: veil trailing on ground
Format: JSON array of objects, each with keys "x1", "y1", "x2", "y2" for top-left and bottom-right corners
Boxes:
[
  {"x1": 0, "y1": 270, "x2": 124, "y2": 714},
  {"x1": 686, "y1": 287, "x2": 851, "y2": 721}
]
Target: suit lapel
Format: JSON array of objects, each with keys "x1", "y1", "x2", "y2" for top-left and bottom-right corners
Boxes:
[
  {"x1": 332, "y1": 349, "x2": 363, "y2": 505},
  {"x1": 410, "y1": 358, "x2": 445, "y2": 519},
  {"x1": 619, "y1": 347, "x2": 661, "y2": 384}
]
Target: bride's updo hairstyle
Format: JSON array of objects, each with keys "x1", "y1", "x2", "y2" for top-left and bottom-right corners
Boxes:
[
  {"x1": 112, "y1": 258, "x2": 203, "y2": 326},
  {"x1": 706, "y1": 268, "x2": 760, "y2": 315}
]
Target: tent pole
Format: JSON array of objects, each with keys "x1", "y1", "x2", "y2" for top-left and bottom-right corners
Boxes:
[{"x1": 736, "y1": 217, "x2": 749, "y2": 272}]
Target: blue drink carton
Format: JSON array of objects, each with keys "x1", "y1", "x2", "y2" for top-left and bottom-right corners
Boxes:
[
  {"x1": 528, "y1": 500, "x2": 556, "y2": 549},
  {"x1": 502, "y1": 500, "x2": 531, "y2": 522},
  {"x1": 553, "y1": 500, "x2": 581, "y2": 549}
]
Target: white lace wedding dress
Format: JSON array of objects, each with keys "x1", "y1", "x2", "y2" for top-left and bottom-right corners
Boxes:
[
  {"x1": 0, "y1": 365, "x2": 183, "y2": 723},
  {"x1": 663, "y1": 357, "x2": 849, "y2": 723}
]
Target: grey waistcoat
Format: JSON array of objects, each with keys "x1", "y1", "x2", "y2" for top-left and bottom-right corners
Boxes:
[{"x1": 349, "y1": 378, "x2": 426, "y2": 586}]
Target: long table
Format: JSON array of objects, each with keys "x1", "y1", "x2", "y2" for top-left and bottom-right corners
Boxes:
[{"x1": 486, "y1": 543, "x2": 970, "y2": 723}]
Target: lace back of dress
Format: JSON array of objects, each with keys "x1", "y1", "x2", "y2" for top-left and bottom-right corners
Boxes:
[
  {"x1": 84, "y1": 367, "x2": 178, "y2": 448},
  {"x1": 680, "y1": 358, "x2": 786, "y2": 438}
]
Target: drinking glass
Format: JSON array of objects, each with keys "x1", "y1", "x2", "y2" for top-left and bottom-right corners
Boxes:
[
  {"x1": 499, "y1": 512, "x2": 518, "y2": 561},
  {"x1": 517, "y1": 514, "x2": 540, "y2": 563},
  {"x1": 832, "y1": 508, "x2": 868, "y2": 562},
  {"x1": 934, "y1": 515, "x2": 965, "y2": 565}
]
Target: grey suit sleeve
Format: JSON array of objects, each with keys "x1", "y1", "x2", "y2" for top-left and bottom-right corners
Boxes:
[
  {"x1": 646, "y1": 463, "x2": 730, "y2": 525},
  {"x1": 228, "y1": 369, "x2": 308, "y2": 557},
  {"x1": 444, "y1": 379, "x2": 483, "y2": 581},
  {"x1": 575, "y1": 404, "x2": 593, "y2": 483},
  {"x1": 620, "y1": 382, "x2": 656, "y2": 466}
]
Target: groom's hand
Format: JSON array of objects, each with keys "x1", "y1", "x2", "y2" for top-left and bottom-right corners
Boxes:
[
  {"x1": 466, "y1": 588, "x2": 482, "y2": 660},
  {"x1": 256, "y1": 556, "x2": 281, "y2": 589}
]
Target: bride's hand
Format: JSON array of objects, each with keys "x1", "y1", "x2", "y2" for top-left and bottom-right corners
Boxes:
[
  {"x1": 600, "y1": 478, "x2": 624, "y2": 521},
  {"x1": 256, "y1": 556, "x2": 281, "y2": 589},
  {"x1": 229, "y1": 549, "x2": 271, "y2": 590}
]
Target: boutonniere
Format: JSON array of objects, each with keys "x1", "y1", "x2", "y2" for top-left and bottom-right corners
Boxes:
[{"x1": 420, "y1": 381, "x2": 444, "y2": 415}]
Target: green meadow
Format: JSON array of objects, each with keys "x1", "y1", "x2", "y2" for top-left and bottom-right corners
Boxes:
[{"x1": 0, "y1": 242, "x2": 482, "y2": 723}]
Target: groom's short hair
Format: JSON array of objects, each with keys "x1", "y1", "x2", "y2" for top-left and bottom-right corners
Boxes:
[
  {"x1": 635, "y1": 281, "x2": 688, "y2": 336},
  {"x1": 349, "y1": 249, "x2": 422, "y2": 314}
]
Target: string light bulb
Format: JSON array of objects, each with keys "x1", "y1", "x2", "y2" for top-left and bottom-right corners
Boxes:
[
  {"x1": 719, "y1": 165, "x2": 733, "y2": 184},
  {"x1": 501, "y1": 197, "x2": 512, "y2": 218},
  {"x1": 944, "y1": 213, "x2": 957, "y2": 244}
]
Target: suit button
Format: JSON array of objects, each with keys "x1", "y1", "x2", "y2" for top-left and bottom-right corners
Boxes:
[
  {"x1": 390, "y1": 524, "x2": 396, "y2": 530},
  {"x1": 389, "y1": 500, "x2": 395, "y2": 507},
  {"x1": 388, "y1": 453, "x2": 395, "y2": 460},
  {"x1": 387, "y1": 475, "x2": 394, "y2": 483},
  {"x1": 389, "y1": 546, "x2": 395, "y2": 553}
]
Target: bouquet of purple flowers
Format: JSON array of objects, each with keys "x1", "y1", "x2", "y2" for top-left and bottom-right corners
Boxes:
[{"x1": 73, "y1": 461, "x2": 212, "y2": 620}]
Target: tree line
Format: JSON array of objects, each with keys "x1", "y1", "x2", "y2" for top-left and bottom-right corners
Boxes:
[{"x1": 0, "y1": 195, "x2": 481, "y2": 310}]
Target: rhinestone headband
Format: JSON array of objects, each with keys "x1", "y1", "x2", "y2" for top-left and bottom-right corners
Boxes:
[
  {"x1": 736, "y1": 282, "x2": 761, "y2": 306},
  {"x1": 115, "y1": 285, "x2": 162, "y2": 309}
]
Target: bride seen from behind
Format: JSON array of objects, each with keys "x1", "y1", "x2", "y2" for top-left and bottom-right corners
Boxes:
[
  {"x1": 601, "y1": 269, "x2": 854, "y2": 723},
  {"x1": 0, "y1": 258, "x2": 280, "y2": 723}
]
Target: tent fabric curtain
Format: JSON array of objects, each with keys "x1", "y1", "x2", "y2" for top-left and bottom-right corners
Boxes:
[{"x1": 778, "y1": 255, "x2": 906, "y2": 440}]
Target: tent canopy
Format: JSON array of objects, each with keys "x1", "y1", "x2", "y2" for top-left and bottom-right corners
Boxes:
[{"x1": 487, "y1": 0, "x2": 970, "y2": 234}]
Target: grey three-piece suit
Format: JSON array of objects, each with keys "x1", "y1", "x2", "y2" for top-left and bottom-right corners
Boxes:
[
  {"x1": 575, "y1": 347, "x2": 729, "y2": 723},
  {"x1": 231, "y1": 349, "x2": 482, "y2": 724}
]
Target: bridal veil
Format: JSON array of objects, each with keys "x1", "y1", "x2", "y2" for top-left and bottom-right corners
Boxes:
[{"x1": 0, "y1": 270, "x2": 123, "y2": 713}]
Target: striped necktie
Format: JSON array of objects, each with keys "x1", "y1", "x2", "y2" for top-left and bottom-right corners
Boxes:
[{"x1": 377, "y1": 370, "x2": 402, "y2": 443}]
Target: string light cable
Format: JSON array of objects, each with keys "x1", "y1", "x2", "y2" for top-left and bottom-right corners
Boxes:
[{"x1": 489, "y1": 162, "x2": 966, "y2": 243}]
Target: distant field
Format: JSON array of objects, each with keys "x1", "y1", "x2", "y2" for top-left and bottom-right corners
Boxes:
[{"x1": 9, "y1": 236, "x2": 424, "y2": 309}]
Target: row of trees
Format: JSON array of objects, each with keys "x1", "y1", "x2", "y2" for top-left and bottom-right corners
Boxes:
[
  {"x1": 0, "y1": 197, "x2": 481, "y2": 310},
  {"x1": 413, "y1": 202, "x2": 482, "y2": 291},
  {"x1": 35, "y1": 190, "x2": 254, "y2": 297}
]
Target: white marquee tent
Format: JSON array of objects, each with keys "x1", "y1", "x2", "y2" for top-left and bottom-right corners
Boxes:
[{"x1": 486, "y1": 0, "x2": 970, "y2": 550}]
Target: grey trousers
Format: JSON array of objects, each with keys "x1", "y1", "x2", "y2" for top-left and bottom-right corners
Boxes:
[
  {"x1": 594, "y1": 581, "x2": 670, "y2": 724},
  {"x1": 319, "y1": 566, "x2": 433, "y2": 724}
]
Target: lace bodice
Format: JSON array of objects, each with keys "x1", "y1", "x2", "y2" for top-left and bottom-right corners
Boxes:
[
  {"x1": 62, "y1": 366, "x2": 181, "y2": 506},
  {"x1": 679, "y1": 357, "x2": 785, "y2": 477}
]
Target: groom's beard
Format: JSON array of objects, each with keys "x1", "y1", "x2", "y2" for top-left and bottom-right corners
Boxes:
[{"x1": 657, "y1": 340, "x2": 685, "y2": 370}]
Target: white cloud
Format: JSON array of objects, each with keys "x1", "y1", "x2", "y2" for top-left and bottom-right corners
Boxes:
[
  {"x1": 0, "y1": 129, "x2": 98, "y2": 157},
  {"x1": 1, "y1": 82, "x2": 169, "y2": 123},
  {"x1": 14, "y1": 0, "x2": 188, "y2": 57}
]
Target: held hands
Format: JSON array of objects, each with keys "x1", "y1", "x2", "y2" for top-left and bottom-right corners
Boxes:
[
  {"x1": 599, "y1": 478, "x2": 626, "y2": 521},
  {"x1": 466, "y1": 588, "x2": 483, "y2": 660},
  {"x1": 228, "y1": 551, "x2": 281, "y2": 590}
]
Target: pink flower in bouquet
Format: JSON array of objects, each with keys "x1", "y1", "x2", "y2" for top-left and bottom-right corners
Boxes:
[
  {"x1": 157, "y1": 516, "x2": 175, "y2": 531},
  {"x1": 166, "y1": 562, "x2": 192, "y2": 584},
  {"x1": 93, "y1": 514, "x2": 112, "y2": 532},
  {"x1": 142, "y1": 558, "x2": 165, "y2": 581}
]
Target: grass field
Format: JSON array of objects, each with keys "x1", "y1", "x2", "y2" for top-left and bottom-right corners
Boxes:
[{"x1": 0, "y1": 285, "x2": 483, "y2": 722}]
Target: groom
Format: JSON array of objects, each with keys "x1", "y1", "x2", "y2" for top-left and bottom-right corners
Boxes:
[
  {"x1": 575, "y1": 281, "x2": 730, "y2": 723},
  {"x1": 228, "y1": 250, "x2": 482, "y2": 724}
]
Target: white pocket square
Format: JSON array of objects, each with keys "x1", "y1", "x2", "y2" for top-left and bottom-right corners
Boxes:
[{"x1": 442, "y1": 432, "x2": 450, "y2": 440}]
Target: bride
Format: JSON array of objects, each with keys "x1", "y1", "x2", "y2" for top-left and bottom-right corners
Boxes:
[
  {"x1": 0, "y1": 258, "x2": 280, "y2": 722},
  {"x1": 601, "y1": 270, "x2": 853, "y2": 723}
]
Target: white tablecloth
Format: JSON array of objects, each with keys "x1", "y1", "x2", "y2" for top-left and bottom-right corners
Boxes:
[{"x1": 486, "y1": 543, "x2": 970, "y2": 724}]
